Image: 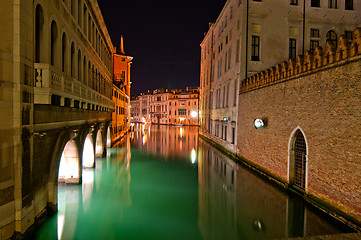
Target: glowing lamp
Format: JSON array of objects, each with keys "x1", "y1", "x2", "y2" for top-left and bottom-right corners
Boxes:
[
  {"x1": 191, "y1": 111, "x2": 198, "y2": 118},
  {"x1": 254, "y1": 119, "x2": 265, "y2": 129}
]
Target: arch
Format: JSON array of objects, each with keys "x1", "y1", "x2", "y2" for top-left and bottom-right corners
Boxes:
[
  {"x1": 288, "y1": 127, "x2": 308, "y2": 192},
  {"x1": 50, "y1": 21, "x2": 59, "y2": 66},
  {"x1": 83, "y1": 55, "x2": 87, "y2": 84},
  {"x1": 95, "y1": 129, "x2": 103, "y2": 157},
  {"x1": 326, "y1": 30, "x2": 337, "y2": 47},
  {"x1": 35, "y1": 4, "x2": 45, "y2": 63},
  {"x1": 82, "y1": 133, "x2": 95, "y2": 168},
  {"x1": 77, "y1": 49, "x2": 82, "y2": 82},
  {"x1": 71, "y1": 42, "x2": 75, "y2": 77},
  {"x1": 58, "y1": 140, "x2": 80, "y2": 184},
  {"x1": 106, "y1": 126, "x2": 111, "y2": 148},
  {"x1": 62, "y1": 32, "x2": 68, "y2": 72}
]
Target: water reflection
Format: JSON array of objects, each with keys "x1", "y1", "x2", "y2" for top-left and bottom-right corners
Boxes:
[
  {"x1": 35, "y1": 126, "x2": 349, "y2": 240},
  {"x1": 197, "y1": 139, "x2": 345, "y2": 240},
  {"x1": 131, "y1": 124, "x2": 199, "y2": 163}
]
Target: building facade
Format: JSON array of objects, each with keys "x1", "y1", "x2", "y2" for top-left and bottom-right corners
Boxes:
[
  {"x1": 131, "y1": 88, "x2": 199, "y2": 126},
  {"x1": 112, "y1": 37, "x2": 133, "y2": 143},
  {"x1": 200, "y1": 0, "x2": 361, "y2": 228},
  {"x1": 168, "y1": 89, "x2": 199, "y2": 126},
  {"x1": 200, "y1": 0, "x2": 361, "y2": 154},
  {"x1": 0, "y1": 0, "x2": 114, "y2": 238}
]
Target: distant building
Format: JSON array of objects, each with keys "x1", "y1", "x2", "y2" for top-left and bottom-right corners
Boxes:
[
  {"x1": 131, "y1": 88, "x2": 199, "y2": 126},
  {"x1": 149, "y1": 89, "x2": 172, "y2": 125},
  {"x1": 112, "y1": 36, "x2": 133, "y2": 142},
  {"x1": 169, "y1": 88, "x2": 199, "y2": 126}
]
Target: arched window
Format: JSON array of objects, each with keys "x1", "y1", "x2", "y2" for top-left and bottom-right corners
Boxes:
[
  {"x1": 61, "y1": 33, "x2": 67, "y2": 72},
  {"x1": 88, "y1": 61, "x2": 91, "y2": 87},
  {"x1": 83, "y1": 56, "x2": 87, "y2": 84},
  {"x1": 77, "y1": 49, "x2": 82, "y2": 81},
  {"x1": 289, "y1": 129, "x2": 307, "y2": 191},
  {"x1": 51, "y1": 21, "x2": 58, "y2": 66},
  {"x1": 71, "y1": 42, "x2": 75, "y2": 77},
  {"x1": 326, "y1": 30, "x2": 337, "y2": 47},
  {"x1": 35, "y1": 5, "x2": 44, "y2": 63}
]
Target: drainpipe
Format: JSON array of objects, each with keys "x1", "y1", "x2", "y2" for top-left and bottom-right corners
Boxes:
[
  {"x1": 245, "y1": 0, "x2": 249, "y2": 80},
  {"x1": 302, "y1": 0, "x2": 306, "y2": 55}
]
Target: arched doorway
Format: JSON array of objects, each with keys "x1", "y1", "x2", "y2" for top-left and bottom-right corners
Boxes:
[
  {"x1": 95, "y1": 130, "x2": 103, "y2": 158},
  {"x1": 82, "y1": 134, "x2": 95, "y2": 168},
  {"x1": 289, "y1": 129, "x2": 307, "y2": 191},
  {"x1": 51, "y1": 20, "x2": 58, "y2": 66},
  {"x1": 58, "y1": 140, "x2": 80, "y2": 184}
]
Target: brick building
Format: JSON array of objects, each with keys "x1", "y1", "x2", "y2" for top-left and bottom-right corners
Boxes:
[{"x1": 235, "y1": 30, "x2": 361, "y2": 226}]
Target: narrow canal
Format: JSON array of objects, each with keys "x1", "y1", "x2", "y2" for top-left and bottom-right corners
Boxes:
[{"x1": 33, "y1": 125, "x2": 351, "y2": 240}]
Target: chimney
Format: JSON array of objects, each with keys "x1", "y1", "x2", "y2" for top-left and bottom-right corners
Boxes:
[{"x1": 120, "y1": 35, "x2": 125, "y2": 54}]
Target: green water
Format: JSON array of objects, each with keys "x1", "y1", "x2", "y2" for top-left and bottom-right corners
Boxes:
[{"x1": 33, "y1": 125, "x2": 351, "y2": 240}]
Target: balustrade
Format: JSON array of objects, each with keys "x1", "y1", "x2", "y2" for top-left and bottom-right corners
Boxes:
[{"x1": 33, "y1": 63, "x2": 114, "y2": 110}]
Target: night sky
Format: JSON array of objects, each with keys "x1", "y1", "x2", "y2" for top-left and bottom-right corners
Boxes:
[{"x1": 98, "y1": 0, "x2": 227, "y2": 96}]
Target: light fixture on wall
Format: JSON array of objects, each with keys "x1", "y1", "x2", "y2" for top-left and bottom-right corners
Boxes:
[
  {"x1": 223, "y1": 117, "x2": 229, "y2": 122},
  {"x1": 254, "y1": 119, "x2": 266, "y2": 129}
]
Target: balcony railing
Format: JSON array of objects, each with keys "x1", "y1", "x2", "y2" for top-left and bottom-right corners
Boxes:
[{"x1": 34, "y1": 63, "x2": 114, "y2": 110}]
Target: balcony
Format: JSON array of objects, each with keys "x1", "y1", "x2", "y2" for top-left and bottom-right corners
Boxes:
[{"x1": 34, "y1": 63, "x2": 114, "y2": 111}]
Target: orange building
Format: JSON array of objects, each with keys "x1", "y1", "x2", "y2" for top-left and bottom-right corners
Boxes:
[
  {"x1": 169, "y1": 88, "x2": 199, "y2": 126},
  {"x1": 112, "y1": 36, "x2": 133, "y2": 143}
]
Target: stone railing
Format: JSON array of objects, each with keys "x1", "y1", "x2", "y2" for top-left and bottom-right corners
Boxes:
[
  {"x1": 34, "y1": 63, "x2": 114, "y2": 110},
  {"x1": 240, "y1": 28, "x2": 361, "y2": 93}
]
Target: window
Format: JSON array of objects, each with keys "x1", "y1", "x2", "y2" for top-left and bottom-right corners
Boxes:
[
  {"x1": 310, "y1": 40, "x2": 319, "y2": 51},
  {"x1": 328, "y1": 0, "x2": 337, "y2": 8},
  {"x1": 345, "y1": 31, "x2": 353, "y2": 41},
  {"x1": 290, "y1": 0, "x2": 298, "y2": 5},
  {"x1": 236, "y1": 39, "x2": 240, "y2": 62},
  {"x1": 345, "y1": 0, "x2": 353, "y2": 10},
  {"x1": 251, "y1": 36, "x2": 260, "y2": 61},
  {"x1": 289, "y1": 39, "x2": 297, "y2": 59},
  {"x1": 310, "y1": 28, "x2": 320, "y2": 38},
  {"x1": 311, "y1": 0, "x2": 320, "y2": 7},
  {"x1": 326, "y1": 30, "x2": 337, "y2": 46}
]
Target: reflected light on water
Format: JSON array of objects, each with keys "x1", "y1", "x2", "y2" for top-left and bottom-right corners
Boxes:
[
  {"x1": 82, "y1": 169, "x2": 94, "y2": 212},
  {"x1": 57, "y1": 215, "x2": 64, "y2": 240},
  {"x1": 191, "y1": 148, "x2": 197, "y2": 164},
  {"x1": 180, "y1": 127, "x2": 183, "y2": 138}
]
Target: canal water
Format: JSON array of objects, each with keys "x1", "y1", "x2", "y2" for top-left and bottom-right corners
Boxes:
[{"x1": 33, "y1": 125, "x2": 351, "y2": 240}]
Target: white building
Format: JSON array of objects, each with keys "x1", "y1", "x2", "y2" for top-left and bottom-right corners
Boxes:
[{"x1": 200, "y1": 0, "x2": 361, "y2": 154}]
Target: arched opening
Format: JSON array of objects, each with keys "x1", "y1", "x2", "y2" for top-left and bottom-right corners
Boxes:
[
  {"x1": 35, "y1": 5, "x2": 45, "y2": 63},
  {"x1": 58, "y1": 140, "x2": 80, "y2": 184},
  {"x1": 77, "y1": 49, "x2": 82, "y2": 82},
  {"x1": 326, "y1": 30, "x2": 337, "y2": 47},
  {"x1": 82, "y1": 134, "x2": 95, "y2": 168},
  {"x1": 71, "y1": 42, "x2": 75, "y2": 77},
  {"x1": 51, "y1": 21, "x2": 58, "y2": 66},
  {"x1": 95, "y1": 130, "x2": 103, "y2": 158},
  {"x1": 83, "y1": 56, "x2": 87, "y2": 84},
  {"x1": 62, "y1": 33, "x2": 67, "y2": 72},
  {"x1": 289, "y1": 129, "x2": 308, "y2": 192},
  {"x1": 106, "y1": 127, "x2": 111, "y2": 148}
]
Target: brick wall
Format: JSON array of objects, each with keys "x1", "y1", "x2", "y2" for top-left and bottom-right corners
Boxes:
[{"x1": 237, "y1": 57, "x2": 361, "y2": 224}]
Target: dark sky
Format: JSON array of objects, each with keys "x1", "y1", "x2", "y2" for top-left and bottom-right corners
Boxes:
[{"x1": 97, "y1": 0, "x2": 227, "y2": 96}]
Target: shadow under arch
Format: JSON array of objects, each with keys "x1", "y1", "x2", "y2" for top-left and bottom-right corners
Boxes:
[{"x1": 288, "y1": 127, "x2": 309, "y2": 193}]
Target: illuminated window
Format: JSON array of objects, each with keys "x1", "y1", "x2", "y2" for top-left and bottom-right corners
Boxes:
[{"x1": 290, "y1": 0, "x2": 298, "y2": 5}]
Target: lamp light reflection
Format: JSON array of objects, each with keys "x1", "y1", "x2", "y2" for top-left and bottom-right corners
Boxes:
[{"x1": 191, "y1": 149, "x2": 197, "y2": 164}]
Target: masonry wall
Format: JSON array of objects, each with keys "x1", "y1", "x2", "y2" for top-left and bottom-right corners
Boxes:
[{"x1": 237, "y1": 57, "x2": 361, "y2": 224}]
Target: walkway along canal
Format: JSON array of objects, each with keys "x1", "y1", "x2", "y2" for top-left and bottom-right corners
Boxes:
[{"x1": 32, "y1": 125, "x2": 353, "y2": 240}]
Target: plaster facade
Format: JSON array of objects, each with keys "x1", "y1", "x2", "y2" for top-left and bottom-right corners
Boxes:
[
  {"x1": 0, "y1": 0, "x2": 114, "y2": 238},
  {"x1": 200, "y1": 0, "x2": 361, "y2": 155}
]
